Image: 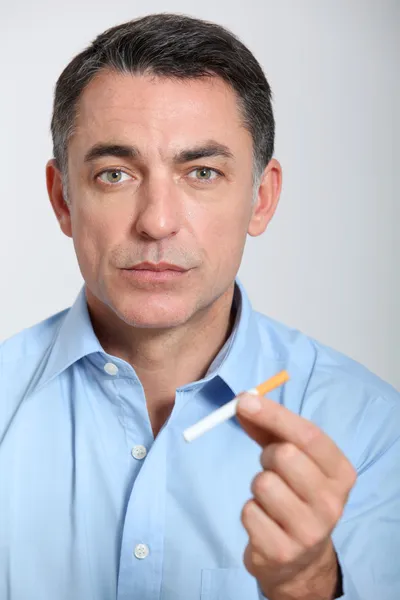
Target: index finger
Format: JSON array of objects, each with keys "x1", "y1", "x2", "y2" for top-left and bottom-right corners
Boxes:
[{"x1": 236, "y1": 394, "x2": 348, "y2": 481}]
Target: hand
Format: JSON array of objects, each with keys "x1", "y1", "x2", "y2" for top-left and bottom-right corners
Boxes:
[{"x1": 236, "y1": 392, "x2": 356, "y2": 600}]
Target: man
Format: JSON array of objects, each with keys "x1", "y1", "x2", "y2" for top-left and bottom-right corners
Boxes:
[{"x1": 0, "y1": 12, "x2": 399, "y2": 600}]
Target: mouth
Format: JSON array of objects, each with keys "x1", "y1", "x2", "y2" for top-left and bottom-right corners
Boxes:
[
  {"x1": 121, "y1": 262, "x2": 190, "y2": 284},
  {"x1": 126, "y1": 262, "x2": 188, "y2": 272}
]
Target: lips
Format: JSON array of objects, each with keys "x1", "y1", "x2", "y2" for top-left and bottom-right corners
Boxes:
[
  {"x1": 127, "y1": 262, "x2": 187, "y2": 272},
  {"x1": 121, "y1": 262, "x2": 189, "y2": 285}
]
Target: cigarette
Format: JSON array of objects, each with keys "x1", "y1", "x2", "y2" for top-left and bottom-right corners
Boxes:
[{"x1": 183, "y1": 370, "x2": 290, "y2": 443}]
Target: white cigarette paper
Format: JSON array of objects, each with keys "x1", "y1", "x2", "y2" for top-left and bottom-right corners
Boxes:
[{"x1": 183, "y1": 388, "x2": 258, "y2": 443}]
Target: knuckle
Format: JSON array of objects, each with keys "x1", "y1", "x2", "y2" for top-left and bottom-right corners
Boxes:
[
  {"x1": 277, "y1": 442, "x2": 298, "y2": 463},
  {"x1": 251, "y1": 471, "x2": 276, "y2": 497},
  {"x1": 301, "y1": 526, "x2": 324, "y2": 550},
  {"x1": 273, "y1": 543, "x2": 297, "y2": 565},
  {"x1": 319, "y1": 491, "x2": 343, "y2": 523},
  {"x1": 261, "y1": 443, "x2": 297, "y2": 470},
  {"x1": 241, "y1": 499, "x2": 255, "y2": 527},
  {"x1": 249, "y1": 548, "x2": 266, "y2": 568},
  {"x1": 303, "y1": 422, "x2": 323, "y2": 447},
  {"x1": 345, "y1": 463, "x2": 357, "y2": 488}
]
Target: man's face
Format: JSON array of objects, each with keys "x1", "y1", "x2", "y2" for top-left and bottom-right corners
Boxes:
[{"x1": 57, "y1": 71, "x2": 268, "y2": 328}]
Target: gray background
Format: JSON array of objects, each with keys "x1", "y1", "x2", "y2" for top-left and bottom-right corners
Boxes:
[{"x1": 1, "y1": 0, "x2": 398, "y2": 389}]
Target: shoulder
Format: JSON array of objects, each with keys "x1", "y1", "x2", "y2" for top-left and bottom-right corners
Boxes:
[
  {"x1": 253, "y1": 310, "x2": 400, "y2": 465},
  {"x1": 0, "y1": 308, "x2": 69, "y2": 392},
  {"x1": 254, "y1": 309, "x2": 398, "y2": 403}
]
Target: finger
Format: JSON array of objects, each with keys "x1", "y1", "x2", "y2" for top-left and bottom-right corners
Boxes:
[
  {"x1": 261, "y1": 442, "x2": 341, "y2": 508},
  {"x1": 260, "y1": 444, "x2": 347, "y2": 531},
  {"x1": 237, "y1": 394, "x2": 354, "y2": 483},
  {"x1": 251, "y1": 471, "x2": 330, "y2": 546},
  {"x1": 241, "y1": 498, "x2": 301, "y2": 564},
  {"x1": 236, "y1": 396, "x2": 280, "y2": 447}
]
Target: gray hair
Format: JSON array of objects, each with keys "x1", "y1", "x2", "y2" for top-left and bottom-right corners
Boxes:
[{"x1": 51, "y1": 13, "x2": 275, "y2": 203}]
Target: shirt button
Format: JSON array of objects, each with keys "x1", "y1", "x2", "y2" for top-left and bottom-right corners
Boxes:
[
  {"x1": 104, "y1": 362, "x2": 119, "y2": 376},
  {"x1": 134, "y1": 543, "x2": 149, "y2": 559},
  {"x1": 131, "y1": 445, "x2": 147, "y2": 460}
]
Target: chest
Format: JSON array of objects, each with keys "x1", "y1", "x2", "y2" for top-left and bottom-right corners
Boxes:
[{"x1": 0, "y1": 379, "x2": 263, "y2": 600}]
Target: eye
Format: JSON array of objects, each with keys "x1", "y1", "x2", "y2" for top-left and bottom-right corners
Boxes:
[
  {"x1": 187, "y1": 167, "x2": 221, "y2": 182},
  {"x1": 97, "y1": 170, "x2": 131, "y2": 185}
]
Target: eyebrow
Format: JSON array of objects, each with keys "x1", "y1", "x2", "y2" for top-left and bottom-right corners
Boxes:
[
  {"x1": 84, "y1": 143, "x2": 139, "y2": 163},
  {"x1": 174, "y1": 142, "x2": 235, "y2": 163},
  {"x1": 83, "y1": 141, "x2": 235, "y2": 164}
]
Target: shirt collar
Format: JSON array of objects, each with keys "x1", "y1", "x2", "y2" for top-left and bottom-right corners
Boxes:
[
  {"x1": 35, "y1": 279, "x2": 279, "y2": 396},
  {"x1": 35, "y1": 286, "x2": 103, "y2": 392},
  {"x1": 214, "y1": 278, "x2": 278, "y2": 396}
]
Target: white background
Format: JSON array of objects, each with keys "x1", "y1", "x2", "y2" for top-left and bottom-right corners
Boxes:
[{"x1": 1, "y1": 0, "x2": 398, "y2": 389}]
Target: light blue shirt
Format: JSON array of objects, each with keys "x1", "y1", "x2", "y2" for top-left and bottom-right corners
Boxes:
[{"x1": 1, "y1": 280, "x2": 399, "y2": 600}]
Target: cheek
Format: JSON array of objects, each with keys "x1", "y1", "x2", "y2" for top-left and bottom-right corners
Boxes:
[
  {"x1": 190, "y1": 190, "x2": 251, "y2": 238},
  {"x1": 188, "y1": 196, "x2": 251, "y2": 266},
  {"x1": 70, "y1": 205, "x2": 115, "y2": 277}
]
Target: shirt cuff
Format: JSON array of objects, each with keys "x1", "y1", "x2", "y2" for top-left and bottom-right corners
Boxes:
[{"x1": 333, "y1": 551, "x2": 344, "y2": 598}]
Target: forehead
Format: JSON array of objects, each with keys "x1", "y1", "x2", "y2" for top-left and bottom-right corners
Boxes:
[{"x1": 71, "y1": 70, "x2": 251, "y2": 157}]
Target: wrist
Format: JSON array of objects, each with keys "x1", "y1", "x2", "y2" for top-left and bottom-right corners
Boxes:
[{"x1": 260, "y1": 543, "x2": 338, "y2": 600}]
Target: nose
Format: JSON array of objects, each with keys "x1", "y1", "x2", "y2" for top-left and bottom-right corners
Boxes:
[{"x1": 135, "y1": 175, "x2": 182, "y2": 241}]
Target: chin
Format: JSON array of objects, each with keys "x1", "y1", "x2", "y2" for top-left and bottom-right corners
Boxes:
[{"x1": 114, "y1": 295, "x2": 195, "y2": 329}]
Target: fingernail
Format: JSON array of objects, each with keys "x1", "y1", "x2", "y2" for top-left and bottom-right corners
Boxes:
[{"x1": 238, "y1": 393, "x2": 262, "y2": 414}]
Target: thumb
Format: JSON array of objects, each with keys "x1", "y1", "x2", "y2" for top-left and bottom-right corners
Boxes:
[{"x1": 236, "y1": 393, "x2": 277, "y2": 447}]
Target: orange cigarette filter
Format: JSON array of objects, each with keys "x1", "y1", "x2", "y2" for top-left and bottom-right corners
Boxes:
[{"x1": 254, "y1": 370, "x2": 290, "y2": 396}]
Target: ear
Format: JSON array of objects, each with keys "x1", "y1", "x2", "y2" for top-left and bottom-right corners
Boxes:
[
  {"x1": 46, "y1": 159, "x2": 73, "y2": 239},
  {"x1": 247, "y1": 158, "x2": 282, "y2": 237}
]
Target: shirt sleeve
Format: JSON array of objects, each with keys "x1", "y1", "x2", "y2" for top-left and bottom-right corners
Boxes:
[
  {"x1": 332, "y1": 428, "x2": 400, "y2": 600},
  {"x1": 333, "y1": 555, "x2": 343, "y2": 598}
]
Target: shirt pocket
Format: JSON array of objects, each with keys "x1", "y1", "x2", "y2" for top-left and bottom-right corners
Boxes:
[{"x1": 200, "y1": 567, "x2": 262, "y2": 599}]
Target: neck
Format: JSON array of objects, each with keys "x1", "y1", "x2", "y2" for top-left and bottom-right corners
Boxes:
[{"x1": 86, "y1": 284, "x2": 236, "y2": 435}]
